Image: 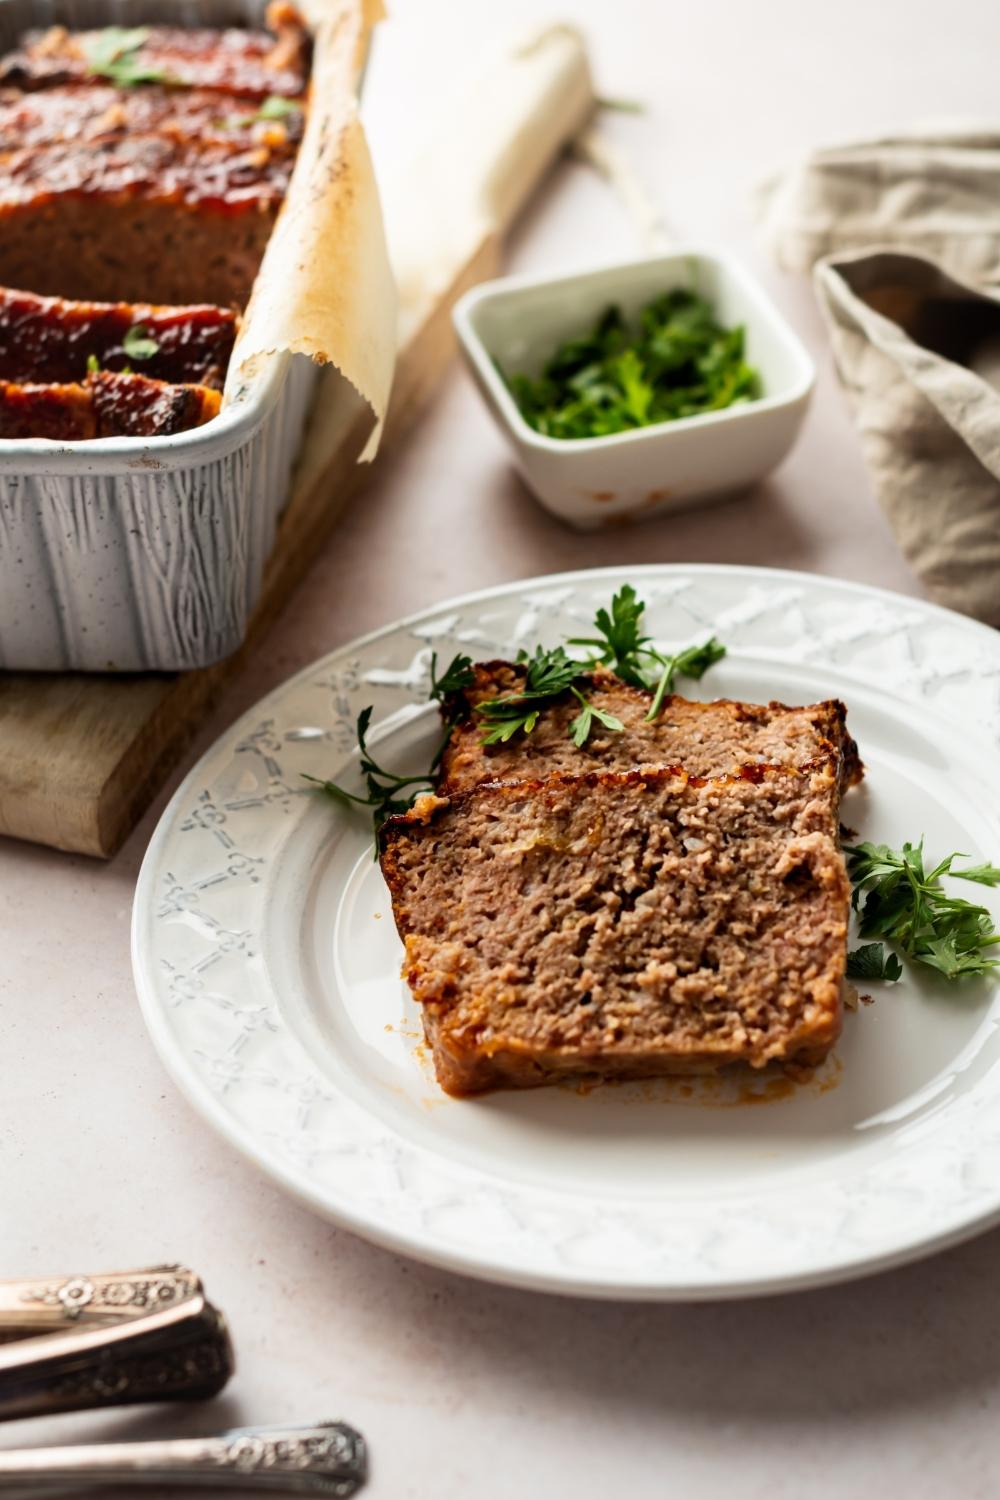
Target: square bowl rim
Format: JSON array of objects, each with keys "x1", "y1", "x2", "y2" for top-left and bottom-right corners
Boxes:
[{"x1": 452, "y1": 246, "x2": 816, "y2": 456}]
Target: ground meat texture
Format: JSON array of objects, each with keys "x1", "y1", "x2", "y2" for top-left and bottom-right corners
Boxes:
[
  {"x1": 0, "y1": 194, "x2": 275, "y2": 308},
  {"x1": 0, "y1": 370, "x2": 220, "y2": 438},
  {"x1": 0, "y1": 287, "x2": 237, "y2": 388},
  {"x1": 380, "y1": 764, "x2": 850, "y2": 1096},
  {"x1": 440, "y1": 662, "x2": 863, "y2": 796}
]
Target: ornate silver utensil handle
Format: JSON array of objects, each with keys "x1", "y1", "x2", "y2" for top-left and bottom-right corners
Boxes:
[
  {"x1": 0, "y1": 1266, "x2": 202, "y2": 1335},
  {"x1": 0, "y1": 1421, "x2": 366, "y2": 1495},
  {"x1": 0, "y1": 1293, "x2": 232, "y2": 1422}
]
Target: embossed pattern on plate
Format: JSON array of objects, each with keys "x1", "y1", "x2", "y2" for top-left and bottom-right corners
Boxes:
[{"x1": 132, "y1": 566, "x2": 1000, "y2": 1299}]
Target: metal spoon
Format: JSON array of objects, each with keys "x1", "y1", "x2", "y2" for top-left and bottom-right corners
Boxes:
[{"x1": 0, "y1": 1421, "x2": 366, "y2": 1495}]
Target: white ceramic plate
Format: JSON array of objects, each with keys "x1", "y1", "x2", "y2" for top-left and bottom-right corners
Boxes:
[{"x1": 132, "y1": 565, "x2": 1000, "y2": 1300}]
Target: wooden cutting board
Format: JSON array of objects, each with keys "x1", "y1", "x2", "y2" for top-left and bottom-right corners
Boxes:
[{"x1": 0, "y1": 27, "x2": 594, "y2": 858}]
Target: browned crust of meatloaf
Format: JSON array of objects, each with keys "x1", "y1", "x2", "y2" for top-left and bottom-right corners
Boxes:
[
  {"x1": 440, "y1": 660, "x2": 863, "y2": 795},
  {"x1": 380, "y1": 764, "x2": 849, "y2": 1097},
  {"x1": 0, "y1": 370, "x2": 220, "y2": 438},
  {"x1": 0, "y1": 83, "x2": 305, "y2": 153},
  {"x1": 0, "y1": 7, "x2": 310, "y2": 99},
  {"x1": 0, "y1": 137, "x2": 294, "y2": 212},
  {"x1": 0, "y1": 286, "x2": 237, "y2": 388}
]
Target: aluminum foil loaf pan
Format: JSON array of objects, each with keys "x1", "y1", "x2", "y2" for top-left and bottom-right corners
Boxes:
[{"x1": 0, "y1": 0, "x2": 394, "y2": 673}]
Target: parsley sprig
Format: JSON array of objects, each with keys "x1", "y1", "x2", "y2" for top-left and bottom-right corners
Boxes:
[
  {"x1": 568, "y1": 582, "x2": 726, "y2": 722},
  {"x1": 429, "y1": 650, "x2": 474, "y2": 699},
  {"x1": 83, "y1": 27, "x2": 172, "y2": 86},
  {"x1": 475, "y1": 645, "x2": 583, "y2": 744},
  {"x1": 303, "y1": 655, "x2": 474, "y2": 848},
  {"x1": 845, "y1": 840, "x2": 1000, "y2": 982}
]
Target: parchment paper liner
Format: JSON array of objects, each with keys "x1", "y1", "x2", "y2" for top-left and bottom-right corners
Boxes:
[{"x1": 230, "y1": 0, "x2": 395, "y2": 458}]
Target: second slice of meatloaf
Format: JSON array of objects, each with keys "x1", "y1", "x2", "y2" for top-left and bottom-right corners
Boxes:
[
  {"x1": 0, "y1": 370, "x2": 220, "y2": 439},
  {"x1": 440, "y1": 661, "x2": 862, "y2": 795},
  {"x1": 0, "y1": 287, "x2": 237, "y2": 388},
  {"x1": 380, "y1": 763, "x2": 851, "y2": 1096}
]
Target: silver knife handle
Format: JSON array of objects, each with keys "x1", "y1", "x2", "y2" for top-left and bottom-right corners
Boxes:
[
  {"x1": 0, "y1": 1421, "x2": 366, "y2": 1495},
  {"x1": 0, "y1": 1267, "x2": 201, "y2": 1333}
]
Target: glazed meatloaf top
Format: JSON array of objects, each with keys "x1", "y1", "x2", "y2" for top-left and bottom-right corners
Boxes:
[
  {"x1": 0, "y1": 370, "x2": 220, "y2": 439},
  {"x1": 439, "y1": 661, "x2": 863, "y2": 795},
  {"x1": 380, "y1": 763, "x2": 850, "y2": 1096},
  {"x1": 0, "y1": 83, "x2": 305, "y2": 153},
  {"x1": 0, "y1": 135, "x2": 295, "y2": 213},
  {"x1": 0, "y1": 6, "x2": 310, "y2": 99},
  {"x1": 0, "y1": 287, "x2": 237, "y2": 388}
]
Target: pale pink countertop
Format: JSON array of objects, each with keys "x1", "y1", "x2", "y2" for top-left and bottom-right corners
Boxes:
[{"x1": 3, "y1": 2, "x2": 998, "y2": 1496}]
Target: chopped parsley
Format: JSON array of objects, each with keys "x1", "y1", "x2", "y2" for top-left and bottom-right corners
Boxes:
[
  {"x1": 223, "y1": 94, "x2": 301, "y2": 129},
  {"x1": 82, "y1": 27, "x2": 172, "y2": 87},
  {"x1": 122, "y1": 325, "x2": 159, "y2": 362},
  {"x1": 504, "y1": 289, "x2": 761, "y2": 441}
]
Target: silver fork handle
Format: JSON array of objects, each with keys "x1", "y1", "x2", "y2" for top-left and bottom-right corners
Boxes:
[{"x1": 0, "y1": 1422, "x2": 366, "y2": 1496}]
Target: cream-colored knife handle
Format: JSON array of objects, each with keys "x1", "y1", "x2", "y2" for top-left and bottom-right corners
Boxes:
[
  {"x1": 389, "y1": 23, "x2": 595, "y2": 345},
  {"x1": 0, "y1": 1267, "x2": 200, "y2": 1335}
]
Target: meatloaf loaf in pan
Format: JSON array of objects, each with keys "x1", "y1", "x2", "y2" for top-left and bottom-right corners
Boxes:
[{"x1": 0, "y1": 0, "x2": 363, "y2": 672}]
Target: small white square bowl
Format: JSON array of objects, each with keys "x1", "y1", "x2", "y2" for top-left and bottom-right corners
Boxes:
[{"x1": 452, "y1": 248, "x2": 815, "y2": 530}]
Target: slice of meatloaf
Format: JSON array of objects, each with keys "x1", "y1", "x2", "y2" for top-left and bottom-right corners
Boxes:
[
  {"x1": 0, "y1": 370, "x2": 220, "y2": 439},
  {"x1": 0, "y1": 287, "x2": 237, "y2": 388},
  {"x1": 439, "y1": 661, "x2": 863, "y2": 795},
  {"x1": 380, "y1": 763, "x2": 850, "y2": 1096},
  {"x1": 0, "y1": 6, "x2": 310, "y2": 99},
  {"x1": 0, "y1": 83, "x2": 305, "y2": 154},
  {"x1": 0, "y1": 136, "x2": 293, "y2": 305}
]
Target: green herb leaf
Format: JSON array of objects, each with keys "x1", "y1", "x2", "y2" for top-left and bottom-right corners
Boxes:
[
  {"x1": 514, "y1": 643, "x2": 584, "y2": 698},
  {"x1": 86, "y1": 353, "x2": 100, "y2": 375},
  {"x1": 646, "y1": 637, "x2": 727, "y2": 720},
  {"x1": 257, "y1": 93, "x2": 299, "y2": 120},
  {"x1": 223, "y1": 93, "x2": 301, "y2": 129},
  {"x1": 122, "y1": 324, "x2": 159, "y2": 362},
  {"x1": 952, "y1": 861, "x2": 1000, "y2": 888},
  {"x1": 568, "y1": 687, "x2": 625, "y2": 748},
  {"x1": 568, "y1": 583, "x2": 652, "y2": 688},
  {"x1": 82, "y1": 26, "x2": 171, "y2": 86},
  {"x1": 303, "y1": 705, "x2": 451, "y2": 854},
  {"x1": 846, "y1": 943, "x2": 903, "y2": 982},
  {"x1": 504, "y1": 288, "x2": 761, "y2": 440},
  {"x1": 429, "y1": 651, "x2": 474, "y2": 702},
  {"x1": 474, "y1": 644, "x2": 586, "y2": 745},
  {"x1": 844, "y1": 838, "x2": 1000, "y2": 981}
]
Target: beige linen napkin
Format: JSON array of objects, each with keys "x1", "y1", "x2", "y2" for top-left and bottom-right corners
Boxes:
[{"x1": 755, "y1": 128, "x2": 1000, "y2": 626}]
